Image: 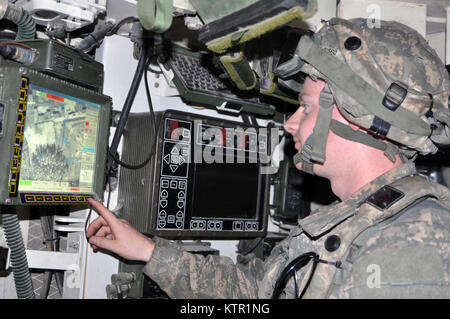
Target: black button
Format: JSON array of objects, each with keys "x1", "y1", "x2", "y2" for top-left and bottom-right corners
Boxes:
[
  {"x1": 344, "y1": 36, "x2": 362, "y2": 51},
  {"x1": 325, "y1": 235, "x2": 341, "y2": 252}
]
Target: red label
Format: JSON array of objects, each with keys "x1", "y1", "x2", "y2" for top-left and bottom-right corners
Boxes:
[
  {"x1": 170, "y1": 120, "x2": 179, "y2": 139},
  {"x1": 46, "y1": 93, "x2": 64, "y2": 102}
]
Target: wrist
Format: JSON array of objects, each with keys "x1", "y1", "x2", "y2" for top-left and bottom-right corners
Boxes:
[{"x1": 141, "y1": 239, "x2": 155, "y2": 262}]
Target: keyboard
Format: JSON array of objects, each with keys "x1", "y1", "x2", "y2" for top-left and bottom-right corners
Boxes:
[{"x1": 161, "y1": 50, "x2": 276, "y2": 116}]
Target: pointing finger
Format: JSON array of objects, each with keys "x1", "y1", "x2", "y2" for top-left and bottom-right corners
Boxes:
[
  {"x1": 88, "y1": 198, "x2": 119, "y2": 231},
  {"x1": 86, "y1": 216, "x2": 108, "y2": 238}
]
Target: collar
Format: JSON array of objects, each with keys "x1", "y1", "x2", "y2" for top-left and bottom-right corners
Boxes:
[{"x1": 297, "y1": 163, "x2": 417, "y2": 238}]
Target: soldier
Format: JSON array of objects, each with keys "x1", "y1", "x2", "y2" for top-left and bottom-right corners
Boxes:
[{"x1": 87, "y1": 18, "x2": 450, "y2": 298}]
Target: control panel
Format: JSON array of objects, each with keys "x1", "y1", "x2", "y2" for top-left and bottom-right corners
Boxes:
[
  {"x1": 150, "y1": 111, "x2": 270, "y2": 239},
  {"x1": 156, "y1": 118, "x2": 190, "y2": 232}
]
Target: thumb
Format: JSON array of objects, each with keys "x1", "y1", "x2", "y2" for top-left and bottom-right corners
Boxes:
[{"x1": 89, "y1": 236, "x2": 117, "y2": 253}]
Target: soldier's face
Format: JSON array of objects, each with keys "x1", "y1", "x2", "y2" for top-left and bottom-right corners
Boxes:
[
  {"x1": 285, "y1": 76, "x2": 324, "y2": 153},
  {"x1": 284, "y1": 77, "x2": 350, "y2": 177}
]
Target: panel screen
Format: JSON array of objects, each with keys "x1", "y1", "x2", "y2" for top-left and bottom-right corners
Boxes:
[
  {"x1": 191, "y1": 163, "x2": 261, "y2": 219},
  {"x1": 18, "y1": 85, "x2": 101, "y2": 194}
]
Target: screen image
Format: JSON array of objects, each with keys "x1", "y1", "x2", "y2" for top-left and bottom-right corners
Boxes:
[
  {"x1": 18, "y1": 85, "x2": 101, "y2": 194},
  {"x1": 191, "y1": 163, "x2": 261, "y2": 219}
]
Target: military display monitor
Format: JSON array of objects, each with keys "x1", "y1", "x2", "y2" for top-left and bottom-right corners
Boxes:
[
  {"x1": 0, "y1": 40, "x2": 112, "y2": 205},
  {"x1": 119, "y1": 110, "x2": 271, "y2": 239}
]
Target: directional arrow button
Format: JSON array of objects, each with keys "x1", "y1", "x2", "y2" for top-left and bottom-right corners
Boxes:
[{"x1": 163, "y1": 154, "x2": 170, "y2": 164}]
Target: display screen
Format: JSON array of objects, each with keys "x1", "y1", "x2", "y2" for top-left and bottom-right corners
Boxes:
[
  {"x1": 191, "y1": 163, "x2": 261, "y2": 219},
  {"x1": 18, "y1": 85, "x2": 100, "y2": 194}
]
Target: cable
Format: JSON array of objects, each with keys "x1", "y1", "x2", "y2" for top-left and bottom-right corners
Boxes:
[
  {"x1": 0, "y1": 42, "x2": 37, "y2": 65},
  {"x1": 0, "y1": 205, "x2": 35, "y2": 299},
  {"x1": 147, "y1": 54, "x2": 163, "y2": 74},
  {"x1": 147, "y1": 64, "x2": 163, "y2": 74},
  {"x1": 1, "y1": 2, "x2": 36, "y2": 41},
  {"x1": 106, "y1": 46, "x2": 148, "y2": 173},
  {"x1": 0, "y1": 31, "x2": 17, "y2": 40},
  {"x1": 39, "y1": 208, "x2": 56, "y2": 299},
  {"x1": 107, "y1": 16, "x2": 139, "y2": 36},
  {"x1": 241, "y1": 113, "x2": 251, "y2": 125},
  {"x1": 106, "y1": 176, "x2": 113, "y2": 210},
  {"x1": 107, "y1": 54, "x2": 158, "y2": 170},
  {"x1": 272, "y1": 251, "x2": 317, "y2": 299},
  {"x1": 76, "y1": 22, "x2": 114, "y2": 53},
  {"x1": 85, "y1": 207, "x2": 93, "y2": 241},
  {"x1": 269, "y1": 216, "x2": 297, "y2": 232},
  {"x1": 250, "y1": 114, "x2": 259, "y2": 127},
  {"x1": 237, "y1": 237, "x2": 263, "y2": 256}
]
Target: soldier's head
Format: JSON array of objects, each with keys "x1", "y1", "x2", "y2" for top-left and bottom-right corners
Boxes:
[{"x1": 282, "y1": 18, "x2": 450, "y2": 176}]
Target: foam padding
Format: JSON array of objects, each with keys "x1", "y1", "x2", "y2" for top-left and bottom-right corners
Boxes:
[{"x1": 206, "y1": 6, "x2": 317, "y2": 54}]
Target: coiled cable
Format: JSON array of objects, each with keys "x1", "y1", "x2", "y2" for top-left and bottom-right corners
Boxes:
[
  {"x1": 0, "y1": 205, "x2": 35, "y2": 299},
  {"x1": 1, "y1": 3, "x2": 36, "y2": 40}
]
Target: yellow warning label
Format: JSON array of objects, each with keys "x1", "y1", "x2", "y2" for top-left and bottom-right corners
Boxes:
[
  {"x1": 9, "y1": 77, "x2": 29, "y2": 196},
  {"x1": 21, "y1": 193, "x2": 91, "y2": 204}
]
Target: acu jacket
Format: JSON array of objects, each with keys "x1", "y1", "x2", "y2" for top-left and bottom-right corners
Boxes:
[{"x1": 144, "y1": 163, "x2": 450, "y2": 298}]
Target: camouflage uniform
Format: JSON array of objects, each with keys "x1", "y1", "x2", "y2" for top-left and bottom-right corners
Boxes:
[
  {"x1": 144, "y1": 18, "x2": 450, "y2": 299},
  {"x1": 144, "y1": 162, "x2": 450, "y2": 298}
]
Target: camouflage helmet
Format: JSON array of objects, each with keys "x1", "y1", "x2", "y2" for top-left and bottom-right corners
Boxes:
[{"x1": 277, "y1": 18, "x2": 450, "y2": 172}]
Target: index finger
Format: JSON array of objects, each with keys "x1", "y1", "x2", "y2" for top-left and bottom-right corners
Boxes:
[
  {"x1": 86, "y1": 215, "x2": 108, "y2": 238},
  {"x1": 88, "y1": 198, "x2": 119, "y2": 230}
]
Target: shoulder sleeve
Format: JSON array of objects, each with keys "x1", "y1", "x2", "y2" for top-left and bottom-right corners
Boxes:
[
  {"x1": 143, "y1": 236, "x2": 266, "y2": 299},
  {"x1": 329, "y1": 199, "x2": 450, "y2": 298}
]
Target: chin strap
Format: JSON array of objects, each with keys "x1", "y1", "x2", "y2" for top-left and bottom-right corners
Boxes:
[
  {"x1": 293, "y1": 84, "x2": 334, "y2": 175},
  {"x1": 293, "y1": 135, "x2": 315, "y2": 174},
  {"x1": 329, "y1": 120, "x2": 399, "y2": 162},
  {"x1": 293, "y1": 119, "x2": 400, "y2": 174},
  {"x1": 292, "y1": 85, "x2": 400, "y2": 175}
]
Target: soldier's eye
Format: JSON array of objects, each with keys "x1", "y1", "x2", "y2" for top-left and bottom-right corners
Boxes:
[{"x1": 300, "y1": 103, "x2": 310, "y2": 113}]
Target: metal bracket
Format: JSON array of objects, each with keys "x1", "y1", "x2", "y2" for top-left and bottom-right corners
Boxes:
[
  {"x1": 24, "y1": 209, "x2": 89, "y2": 298},
  {"x1": 157, "y1": 58, "x2": 176, "y2": 88},
  {"x1": 216, "y1": 101, "x2": 242, "y2": 114}
]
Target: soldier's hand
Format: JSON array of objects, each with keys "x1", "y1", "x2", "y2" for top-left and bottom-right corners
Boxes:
[{"x1": 86, "y1": 198, "x2": 155, "y2": 262}]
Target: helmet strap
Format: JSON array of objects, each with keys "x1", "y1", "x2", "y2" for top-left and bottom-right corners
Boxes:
[
  {"x1": 329, "y1": 120, "x2": 399, "y2": 162},
  {"x1": 292, "y1": 84, "x2": 335, "y2": 175},
  {"x1": 294, "y1": 118, "x2": 400, "y2": 175},
  {"x1": 293, "y1": 135, "x2": 315, "y2": 174}
]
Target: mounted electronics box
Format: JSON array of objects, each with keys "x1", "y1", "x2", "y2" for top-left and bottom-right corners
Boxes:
[
  {"x1": 118, "y1": 110, "x2": 272, "y2": 239},
  {"x1": 0, "y1": 40, "x2": 112, "y2": 206}
]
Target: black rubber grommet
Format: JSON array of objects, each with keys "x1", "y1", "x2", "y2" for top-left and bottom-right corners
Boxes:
[
  {"x1": 325, "y1": 235, "x2": 341, "y2": 252},
  {"x1": 344, "y1": 36, "x2": 362, "y2": 51}
]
